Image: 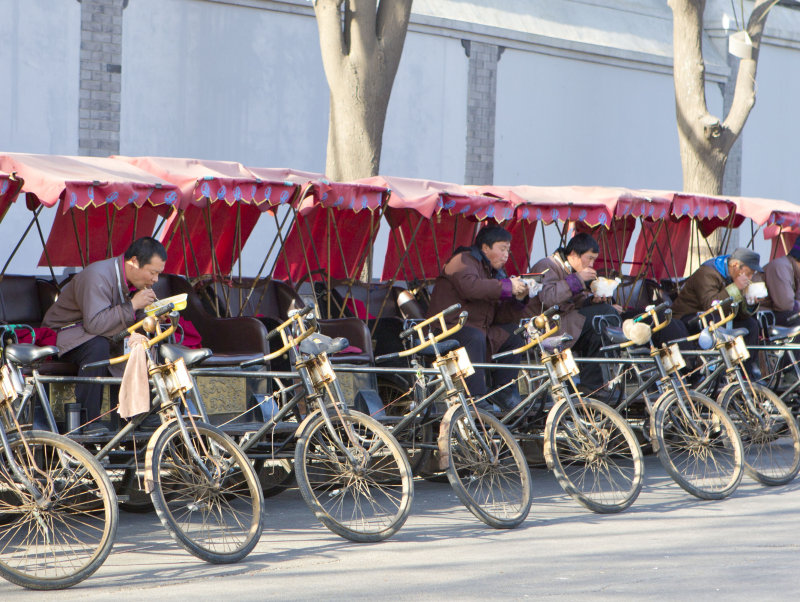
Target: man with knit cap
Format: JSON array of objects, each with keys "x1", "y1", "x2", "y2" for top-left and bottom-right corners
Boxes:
[
  {"x1": 671, "y1": 247, "x2": 762, "y2": 376},
  {"x1": 762, "y1": 239, "x2": 800, "y2": 325}
]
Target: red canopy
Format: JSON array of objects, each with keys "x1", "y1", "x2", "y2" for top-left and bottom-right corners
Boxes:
[
  {"x1": 115, "y1": 156, "x2": 298, "y2": 277},
  {"x1": 271, "y1": 178, "x2": 390, "y2": 283},
  {"x1": 0, "y1": 154, "x2": 180, "y2": 267},
  {"x1": 0, "y1": 170, "x2": 24, "y2": 223},
  {"x1": 368, "y1": 176, "x2": 513, "y2": 281}
]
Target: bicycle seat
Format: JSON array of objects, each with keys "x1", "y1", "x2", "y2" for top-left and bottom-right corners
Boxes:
[
  {"x1": 541, "y1": 334, "x2": 573, "y2": 353},
  {"x1": 299, "y1": 333, "x2": 349, "y2": 357},
  {"x1": 4, "y1": 343, "x2": 59, "y2": 366},
  {"x1": 767, "y1": 323, "x2": 800, "y2": 342},
  {"x1": 716, "y1": 327, "x2": 749, "y2": 339},
  {"x1": 601, "y1": 325, "x2": 629, "y2": 345},
  {"x1": 408, "y1": 337, "x2": 460, "y2": 357},
  {"x1": 159, "y1": 344, "x2": 213, "y2": 368}
]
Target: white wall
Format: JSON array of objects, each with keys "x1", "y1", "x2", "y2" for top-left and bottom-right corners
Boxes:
[
  {"x1": 120, "y1": 0, "x2": 329, "y2": 171},
  {"x1": 0, "y1": 0, "x2": 80, "y2": 154}
]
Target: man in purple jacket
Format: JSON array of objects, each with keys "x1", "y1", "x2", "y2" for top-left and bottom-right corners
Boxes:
[{"x1": 42, "y1": 237, "x2": 167, "y2": 434}]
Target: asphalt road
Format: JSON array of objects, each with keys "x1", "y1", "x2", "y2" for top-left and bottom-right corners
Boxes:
[{"x1": 4, "y1": 455, "x2": 800, "y2": 600}]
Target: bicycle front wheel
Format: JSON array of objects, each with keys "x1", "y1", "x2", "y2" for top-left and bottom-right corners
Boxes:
[
  {"x1": 295, "y1": 411, "x2": 413, "y2": 542},
  {"x1": 443, "y1": 406, "x2": 531, "y2": 528},
  {"x1": 0, "y1": 431, "x2": 117, "y2": 590},
  {"x1": 652, "y1": 390, "x2": 743, "y2": 499},
  {"x1": 148, "y1": 421, "x2": 264, "y2": 564},
  {"x1": 719, "y1": 382, "x2": 800, "y2": 486},
  {"x1": 544, "y1": 398, "x2": 643, "y2": 513}
]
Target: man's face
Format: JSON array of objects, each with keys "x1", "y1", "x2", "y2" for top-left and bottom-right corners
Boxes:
[
  {"x1": 126, "y1": 255, "x2": 165, "y2": 290},
  {"x1": 481, "y1": 240, "x2": 511, "y2": 270},
  {"x1": 730, "y1": 260, "x2": 754, "y2": 282},
  {"x1": 567, "y1": 250, "x2": 598, "y2": 272}
]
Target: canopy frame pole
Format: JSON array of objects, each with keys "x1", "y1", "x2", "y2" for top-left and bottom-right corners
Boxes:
[
  {"x1": 1, "y1": 206, "x2": 46, "y2": 280},
  {"x1": 105, "y1": 204, "x2": 114, "y2": 259},
  {"x1": 69, "y1": 208, "x2": 87, "y2": 268}
]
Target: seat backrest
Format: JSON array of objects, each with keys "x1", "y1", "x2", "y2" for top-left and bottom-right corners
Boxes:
[
  {"x1": 212, "y1": 278, "x2": 303, "y2": 321},
  {"x1": 0, "y1": 276, "x2": 59, "y2": 326},
  {"x1": 615, "y1": 277, "x2": 667, "y2": 312}
]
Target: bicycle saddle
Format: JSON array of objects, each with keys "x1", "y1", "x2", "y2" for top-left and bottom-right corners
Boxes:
[
  {"x1": 716, "y1": 327, "x2": 749, "y2": 339},
  {"x1": 541, "y1": 334, "x2": 573, "y2": 353},
  {"x1": 299, "y1": 333, "x2": 349, "y2": 357},
  {"x1": 159, "y1": 344, "x2": 213, "y2": 368},
  {"x1": 766, "y1": 323, "x2": 800, "y2": 342},
  {"x1": 407, "y1": 337, "x2": 460, "y2": 357},
  {"x1": 4, "y1": 343, "x2": 59, "y2": 366},
  {"x1": 601, "y1": 325, "x2": 629, "y2": 345}
]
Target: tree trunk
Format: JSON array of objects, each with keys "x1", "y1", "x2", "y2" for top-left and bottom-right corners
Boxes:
[
  {"x1": 314, "y1": 0, "x2": 413, "y2": 181},
  {"x1": 669, "y1": 0, "x2": 777, "y2": 194}
]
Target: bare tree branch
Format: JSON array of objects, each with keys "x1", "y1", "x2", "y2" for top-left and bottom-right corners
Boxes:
[{"x1": 724, "y1": 0, "x2": 779, "y2": 135}]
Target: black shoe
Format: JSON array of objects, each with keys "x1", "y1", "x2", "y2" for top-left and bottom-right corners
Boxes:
[
  {"x1": 83, "y1": 424, "x2": 110, "y2": 437},
  {"x1": 474, "y1": 399, "x2": 497, "y2": 413},
  {"x1": 492, "y1": 389, "x2": 522, "y2": 412}
]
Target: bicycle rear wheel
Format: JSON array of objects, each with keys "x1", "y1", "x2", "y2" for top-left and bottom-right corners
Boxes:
[
  {"x1": 148, "y1": 421, "x2": 264, "y2": 564},
  {"x1": 719, "y1": 382, "x2": 800, "y2": 486},
  {"x1": 295, "y1": 410, "x2": 413, "y2": 542},
  {"x1": 0, "y1": 431, "x2": 117, "y2": 590},
  {"x1": 544, "y1": 398, "x2": 643, "y2": 513},
  {"x1": 443, "y1": 406, "x2": 531, "y2": 528},
  {"x1": 652, "y1": 390, "x2": 743, "y2": 499}
]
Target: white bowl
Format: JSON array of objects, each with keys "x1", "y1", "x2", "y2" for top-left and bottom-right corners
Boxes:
[
  {"x1": 746, "y1": 281, "x2": 768, "y2": 300},
  {"x1": 590, "y1": 277, "x2": 621, "y2": 298}
]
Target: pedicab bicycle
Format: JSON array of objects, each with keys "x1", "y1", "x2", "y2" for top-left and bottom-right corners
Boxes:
[
  {"x1": 199, "y1": 305, "x2": 414, "y2": 543},
  {"x1": 0, "y1": 359, "x2": 117, "y2": 590},
  {"x1": 687, "y1": 298, "x2": 800, "y2": 486},
  {"x1": 596, "y1": 303, "x2": 745, "y2": 499},
  {"x1": 2, "y1": 295, "x2": 264, "y2": 566},
  {"x1": 491, "y1": 306, "x2": 644, "y2": 513},
  {"x1": 374, "y1": 303, "x2": 532, "y2": 528}
]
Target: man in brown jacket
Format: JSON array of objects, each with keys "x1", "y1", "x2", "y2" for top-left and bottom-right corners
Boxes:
[
  {"x1": 530, "y1": 233, "x2": 620, "y2": 394},
  {"x1": 426, "y1": 226, "x2": 531, "y2": 411},
  {"x1": 671, "y1": 247, "x2": 761, "y2": 375},
  {"x1": 762, "y1": 239, "x2": 800, "y2": 325},
  {"x1": 42, "y1": 237, "x2": 167, "y2": 433}
]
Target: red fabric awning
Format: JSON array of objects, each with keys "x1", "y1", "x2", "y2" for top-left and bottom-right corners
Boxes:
[
  {"x1": 0, "y1": 154, "x2": 180, "y2": 267},
  {"x1": 362, "y1": 176, "x2": 512, "y2": 281},
  {"x1": 115, "y1": 157, "x2": 300, "y2": 277},
  {"x1": 271, "y1": 178, "x2": 390, "y2": 283},
  {"x1": 0, "y1": 171, "x2": 24, "y2": 223}
]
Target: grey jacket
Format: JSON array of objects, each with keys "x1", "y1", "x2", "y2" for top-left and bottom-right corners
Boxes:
[{"x1": 42, "y1": 256, "x2": 137, "y2": 355}]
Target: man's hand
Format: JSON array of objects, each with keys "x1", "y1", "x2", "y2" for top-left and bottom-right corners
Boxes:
[
  {"x1": 576, "y1": 267, "x2": 597, "y2": 283},
  {"x1": 733, "y1": 271, "x2": 751, "y2": 292},
  {"x1": 510, "y1": 277, "x2": 529, "y2": 300},
  {"x1": 131, "y1": 288, "x2": 157, "y2": 311}
]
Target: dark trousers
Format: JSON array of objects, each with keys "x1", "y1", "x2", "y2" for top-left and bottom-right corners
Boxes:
[
  {"x1": 450, "y1": 325, "x2": 524, "y2": 397},
  {"x1": 61, "y1": 336, "x2": 110, "y2": 422},
  {"x1": 573, "y1": 303, "x2": 619, "y2": 390}
]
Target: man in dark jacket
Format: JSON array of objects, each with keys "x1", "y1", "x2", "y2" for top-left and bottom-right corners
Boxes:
[
  {"x1": 426, "y1": 226, "x2": 531, "y2": 411},
  {"x1": 671, "y1": 247, "x2": 761, "y2": 375},
  {"x1": 42, "y1": 237, "x2": 167, "y2": 433}
]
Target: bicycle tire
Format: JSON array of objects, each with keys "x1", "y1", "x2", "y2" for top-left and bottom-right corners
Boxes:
[
  {"x1": 0, "y1": 430, "x2": 117, "y2": 590},
  {"x1": 443, "y1": 406, "x2": 532, "y2": 528},
  {"x1": 719, "y1": 382, "x2": 800, "y2": 486},
  {"x1": 295, "y1": 410, "x2": 413, "y2": 542},
  {"x1": 652, "y1": 390, "x2": 743, "y2": 499},
  {"x1": 544, "y1": 398, "x2": 643, "y2": 513},
  {"x1": 148, "y1": 421, "x2": 264, "y2": 563}
]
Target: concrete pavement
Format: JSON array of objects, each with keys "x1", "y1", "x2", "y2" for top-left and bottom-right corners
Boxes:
[{"x1": 3, "y1": 455, "x2": 800, "y2": 600}]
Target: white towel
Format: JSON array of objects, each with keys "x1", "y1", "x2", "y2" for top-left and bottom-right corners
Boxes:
[{"x1": 118, "y1": 333, "x2": 150, "y2": 419}]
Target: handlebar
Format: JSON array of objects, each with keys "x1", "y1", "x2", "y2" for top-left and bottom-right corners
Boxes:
[
  {"x1": 112, "y1": 302, "x2": 175, "y2": 344},
  {"x1": 385, "y1": 307, "x2": 468, "y2": 360},
  {"x1": 86, "y1": 306, "x2": 179, "y2": 369},
  {"x1": 240, "y1": 305, "x2": 318, "y2": 368},
  {"x1": 399, "y1": 304, "x2": 461, "y2": 340}
]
